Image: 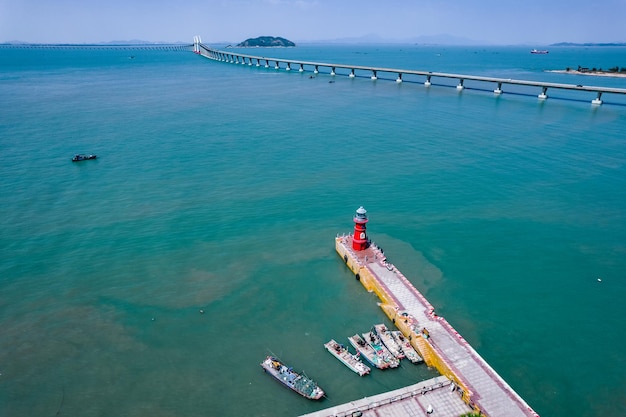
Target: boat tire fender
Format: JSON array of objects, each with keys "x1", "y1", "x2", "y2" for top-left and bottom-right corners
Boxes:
[{"x1": 355, "y1": 273, "x2": 360, "y2": 281}]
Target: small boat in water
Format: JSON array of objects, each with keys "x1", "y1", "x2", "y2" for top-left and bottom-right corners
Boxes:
[
  {"x1": 530, "y1": 49, "x2": 549, "y2": 54},
  {"x1": 391, "y1": 330, "x2": 423, "y2": 364},
  {"x1": 260, "y1": 356, "x2": 325, "y2": 400},
  {"x1": 374, "y1": 324, "x2": 405, "y2": 359},
  {"x1": 362, "y1": 330, "x2": 400, "y2": 368},
  {"x1": 348, "y1": 334, "x2": 389, "y2": 369},
  {"x1": 324, "y1": 339, "x2": 370, "y2": 376},
  {"x1": 72, "y1": 154, "x2": 97, "y2": 162}
]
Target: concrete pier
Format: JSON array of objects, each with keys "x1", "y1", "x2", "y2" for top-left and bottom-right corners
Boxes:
[
  {"x1": 333, "y1": 234, "x2": 539, "y2": 417},
  {"x1": 194, "y1": 43, "x2": 626, "y2": 106},
  {"x1": 300, "y1": 376, "x2": 473, "y2": 417}
]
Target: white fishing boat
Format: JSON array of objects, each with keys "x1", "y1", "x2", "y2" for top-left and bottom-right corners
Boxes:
[
  {"x1": 373, "y1": 323, "x2": 405, "y2": 359},
  {"x1": 348, "y1": 334, "x2": 389, "y2": 369},
  {"x1": 324, "y1": 339, "x2": 370, "y2": 376},
  {"x1": 362, "y1": 330, "x2": 400, "y2": 368},
  {"x1": 391, "y1": 330, "x2": 423, "y2": 364}
]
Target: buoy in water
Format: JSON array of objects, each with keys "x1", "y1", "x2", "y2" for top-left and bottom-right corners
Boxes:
[{"x1": 597, "y1": 278, "x2": 602, "y2": 282}]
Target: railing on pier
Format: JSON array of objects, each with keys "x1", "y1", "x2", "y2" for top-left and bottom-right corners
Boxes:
[{"x1": 195, "y1": 42, "x2": 626, "y2": 106}]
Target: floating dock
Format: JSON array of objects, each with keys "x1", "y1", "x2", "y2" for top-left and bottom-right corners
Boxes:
[{"x1": 327, "y1": 207, "x2": 539, "y2": 417}]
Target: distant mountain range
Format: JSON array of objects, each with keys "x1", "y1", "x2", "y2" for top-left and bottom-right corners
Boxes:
[
  {"x1": 298, "y1": 33, "x2": 488, "y2": 45},
  {"x1": 4, "y1": 38, "x2": 625, "y2": 47},
  {"x1": 549, "y1": 42, "x2": 626, "y2": 47},
  {"x1": 2, "y1": 40, "x2": 189, "y2": 45}
]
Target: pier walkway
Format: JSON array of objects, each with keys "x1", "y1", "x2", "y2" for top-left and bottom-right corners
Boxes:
[
  {"x1": 334, "y1": 235, "x2": 539, "y2": 417},
  {"x1": 300, "y1": 376, "x2": 472, "y2": 417},
  {"x1": 195, "y1": 41, "x2": 626, "y2": 106}
]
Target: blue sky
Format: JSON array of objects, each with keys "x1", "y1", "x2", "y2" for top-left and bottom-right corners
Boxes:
[{"x1": 1, "y1": 0, "x2": 625, "y2": 45}]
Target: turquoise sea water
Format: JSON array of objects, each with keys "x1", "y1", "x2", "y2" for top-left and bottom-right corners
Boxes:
[{"x1": 1, "y1": 44, "x2": 625, "y2": 417}]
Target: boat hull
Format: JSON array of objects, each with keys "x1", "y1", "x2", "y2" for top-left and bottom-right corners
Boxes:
[
  {"x1": 324, "y1": 339, "x2": 370, "y2": 376},
  {"x1": 374, "y1": 324, "x2": 405, "y2": 359},
  {"x1": 391, "y1": 330, "x2": 423, "y2": 364},
  {"x1": 72, "y1": 154, "x2": 97, "y2": 162},
  {"x1": 260, "y1": 356, "x2": 324, "y2": 400},
  {"x1": 363, "y1": 331, "x2": 400, "y2": 368},
  {"x1": 348, "y1": 334, "x2": 389, "y2": 369}
]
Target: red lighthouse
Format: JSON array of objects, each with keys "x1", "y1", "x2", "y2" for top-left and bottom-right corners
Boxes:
[{"x1": 352, "y1": 206, "x2": 369, "y2": 251}]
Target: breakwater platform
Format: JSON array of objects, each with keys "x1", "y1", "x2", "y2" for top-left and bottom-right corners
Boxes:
[
  {"x1": 193, "y1": 39, "x2": 626, "y2": 106},
  {"x1": 301, "y1": 376, "x2": 473, "y2": 417},
  {"x1": 314, "y1": 207, "x2": 539, "y2": 417}
]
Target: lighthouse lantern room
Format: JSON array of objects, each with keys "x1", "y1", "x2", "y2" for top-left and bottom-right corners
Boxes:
[{"x1": 352, "y1": 206, "x2": 369, "y2": 251}]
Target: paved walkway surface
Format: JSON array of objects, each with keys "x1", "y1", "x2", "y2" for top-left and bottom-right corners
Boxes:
[
  {"x1": 336, "y1": 236, "x2": 539, "y2": 417},
  {"x1": 300, "y1": 376, "x2": 472, "y2": 417}
]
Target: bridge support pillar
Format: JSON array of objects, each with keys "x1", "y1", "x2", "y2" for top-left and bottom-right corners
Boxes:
[
  {"x1": 396, "y1": 73, "x2": 403, "y2": 83},
  {"x1": 538, "y1": 87, "x2": 548, "y2": 100},
  {"x1": 256, "y1": 59, "x2": 260, "y2": 67},
  {"x1": 286, "y1": 63, "x2": 291, "y2": 71},
  {"x1": 314, "y1": 65, "x2": 319, "y2": 74},
  {"x1": 274, "y1": 61, "x2": 280, "y2": 70},
  {"x1": 265, "y1": 60, "x2": 269, "y2": 68},
  {"x1": 457, "y1": 79, "x2": 465, "y2": 90},
  {"x1": 371, "y1": 70, "x2": 377, "y2": 80},
  {"x1": 425, "y1": 75, "x2": 432, "y2": 87},
  {"x1": 592, "y1": 92, "x2": 603, "y2": 105},
  {"x1": 299, "y1": 64, "x2": 304, "y2": 72},
  {"x1": 349, "y1": 69, "x2": 355, "y2": 78},
  {"x1": 331, "y1": 67, "x2": 336, "y2": 76},
  {"x1": 494, "y1": 82, "x2": 503, "y2": 94}
]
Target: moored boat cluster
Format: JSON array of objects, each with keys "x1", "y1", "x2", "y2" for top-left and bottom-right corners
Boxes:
[
  {"x1": 261, "y1": 323, "x2": 423, "y2": 400},
  {"x1": 345, "y1": 323, "x2": 423, "y2": 372}
]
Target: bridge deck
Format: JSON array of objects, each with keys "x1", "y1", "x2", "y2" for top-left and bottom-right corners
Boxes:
[
  {"x1": 197, "y1": 44, "x2": 626, "y2": 100},
  {"x1": 334, "y1": 235, "x2": 538, "y2": 417}
]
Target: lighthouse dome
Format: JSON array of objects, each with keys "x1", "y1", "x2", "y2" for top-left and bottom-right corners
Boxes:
[{"x1": 354, "y1": 206, "x2": 368, "y2": 223}]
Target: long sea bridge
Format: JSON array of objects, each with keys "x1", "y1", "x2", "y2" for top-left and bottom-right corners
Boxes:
[{"x1": 194, "y1": 39, "x2": 626, "y2": 106}]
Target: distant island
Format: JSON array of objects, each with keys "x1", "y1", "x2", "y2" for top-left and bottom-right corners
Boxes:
[
  {"x1": 236, "y1": 36, "x2": 295, "y2": 47},
  {"x1": 549, "y1": 65, "x2": 626, "y2": 78}
]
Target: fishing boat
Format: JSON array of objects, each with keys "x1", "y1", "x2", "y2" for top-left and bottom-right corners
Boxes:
[
  {"x1": 324, "y1": 339, "x2": 370, "y2": 376},
  {"x1": 530, "y1": 49, "x2": 549, "y2": 54},
  {"x1": 391, "y1": 330, "x2": 423, "y2": 364},
  {"x1": 373, "y1": 324, "x2": 405, "y2": 359},
  {"x1": 348, "y1": 334, "x2": 388, "y2": 369},
  {"x1": 362, "y1": 330, "x2": 400, "y2": 368},
  {"x1": 72, "y1": 154, "x2": 97, "y2": 162},
  {"x1": 260, "y1": 356, "x2": 325, "y2": 400}
]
